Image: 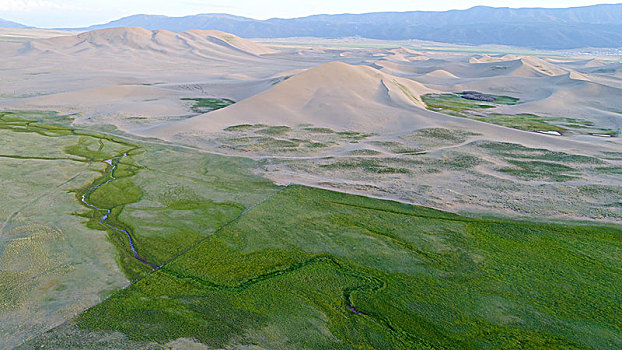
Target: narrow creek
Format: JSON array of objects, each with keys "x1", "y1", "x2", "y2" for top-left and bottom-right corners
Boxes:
[{"x1": 81, "y1": 154, "x2": 159, "y2": 270}]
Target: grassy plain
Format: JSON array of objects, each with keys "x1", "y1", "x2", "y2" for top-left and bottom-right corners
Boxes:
[
  {"x1": 21, "y1": 186, "x2": 622, "y2": 349},
  {"x1": 0, "y1": 111, "x2": 279, "y2": 347},
  {"x1": 0, "y1": 111, "x2": 130, "y2": 348}
]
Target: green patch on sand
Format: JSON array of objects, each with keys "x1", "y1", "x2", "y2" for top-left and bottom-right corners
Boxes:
[
  {"x1": 181, "y1": 97, "x2": 235, "y2": 114},
  {"x1": 421, "y1": 93, "x2": 618, "y2": 136}
]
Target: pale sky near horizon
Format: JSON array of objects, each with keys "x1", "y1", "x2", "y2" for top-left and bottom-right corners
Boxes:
[{"x1": 0, "y1": 0, "x2": 619, "y2": 28}]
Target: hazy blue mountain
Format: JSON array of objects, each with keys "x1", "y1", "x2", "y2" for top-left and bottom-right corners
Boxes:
[
  {"x1": 0, "y1": 18, "x2": 29, "y2": 28},
  {"x1": 79, "y1": 4, "x2": 622, "y2": 49}
]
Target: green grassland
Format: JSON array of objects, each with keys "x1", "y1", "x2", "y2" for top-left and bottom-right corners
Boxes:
[
  {"x1": 21, "y1": 187, "x2": 622, "y2": 349},
  {"x1": 0, "y1": 112, "x2": 133, "y2": 348},
  {"x1": 421, "y1": 93, "x2": 618, "y2": 136},
  {"x1": 422, "y1": 93, "x2": 500, "y2": 112},
  {"x1": 4, "y1": 112, "x2": 622, "y2": 349},
  {"x1": 0, "y1": 111, "x2": 279, "y2": 348}
]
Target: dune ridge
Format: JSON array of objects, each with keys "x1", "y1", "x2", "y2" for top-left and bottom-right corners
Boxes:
[{"x1": 17, "y1": 27, "x2": 276, "y2": 59}]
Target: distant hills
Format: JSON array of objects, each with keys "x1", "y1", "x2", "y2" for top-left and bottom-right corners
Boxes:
[
  {"x1": 3, "y1": 4, "x2": 622, "y2": 49},
  {"x1": 79, "y1": 4, "x2": 622, "y2": 49},
  {"x1": 0, "y1": 18, "x2": 29, "y2": 28}
]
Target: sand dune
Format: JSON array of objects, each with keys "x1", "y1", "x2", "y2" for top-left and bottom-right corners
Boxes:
[
  {"x1": 513, "y1": 57, "x2": 569, "y2": 77},
  {"x1": 145, "y1": 61, "x2": 441, "y2": 136},
  {"x1": 469, "y1": 54, "x2": 520, "y2": 63},
  {"x1": 469, "y1": 55, "x2": 498, "y2": 63},
  {"x1": 515, "y1": 79, "x2": 622, "y2": 129},
  {"x1": 0, "y1": 28, "x2": 79, "y2": 43},
  {"x1": 143, "y1": 60, "x2": 620, "y2": 156},
  {"x1": 18, "y1": 27, "x2": 275, "y2": 59},
  {"x1": 0, "y1": 28, "x2": 315, "y2": 114},
  {"x1": 1, "y1": 29, "x2": 619, "y2": 151},
  {"x1": 422, "y1": 69, "x2": 460, "y2": 79},
  {"x1": 374, "y1": 56, "x2": 573, "y2": 81}
]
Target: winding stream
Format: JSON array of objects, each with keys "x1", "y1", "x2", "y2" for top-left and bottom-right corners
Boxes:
[{"x1": 81, "y1": 154, "x2": 159, "y2": 270}]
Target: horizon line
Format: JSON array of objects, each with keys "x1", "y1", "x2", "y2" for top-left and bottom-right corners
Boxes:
[{"x1": 3, "y1": 2, "x2": 622, "y2": 30}]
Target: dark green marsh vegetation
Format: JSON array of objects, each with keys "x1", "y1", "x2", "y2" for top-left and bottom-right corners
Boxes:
[{"x1": 181, "y1": 97, "x2": 235, "y2": 113}]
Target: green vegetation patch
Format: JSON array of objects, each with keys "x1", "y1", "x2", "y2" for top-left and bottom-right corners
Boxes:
[
  {"x1": 0, "y1": 110, "x2": 74, "y2": 126},
  {"x1": 337, "y1": 131, "x2": 375, "y2": 141},
  {"x1": 421, "y1": 93, "x2": 617, "y2": 136},
  {"x1": 479, "y1": 141, "x2": 604, "y2": 164},
  {"x1": 321, "y1": 158, "x2": 411, "y2": 174},
  {"x1": 223, "y1": 124, "x2": 266, "y2": 132},
  {"x1": 217, "y1": 124, "x2": 375, "y2": 155},
  {"x1": 457, "y1": 91, "x2": 520, "y2": 105},
  {"x1": 476, "y1": 113, "x2": 565, "y2": 132},
  {"x1": 24, "y1": 185, "x2": 620, "y2": 349},
  {"x1": 348, "y1": 149, "x2": 383, "y2": 156},
  {"x1": 181, "y1": 97, "x2": 235, "y2": 114},
  {"x1": 499, "y1": 160, "x2": 579, "y2": 182},
  {"x1": 256, "y1": 125, "x2": 292, "y2": 136},
  {"x1": 592, "y1": 167, "x2": 622, "y2": 176},
  {"x1": 370, "y1": 141, "x2": 424, "y2": 155},
  {"x1": 421, "y1": 93, "x2": 497, "y2": 112},
  {"x1": 406, "y1": 127, "x2": 479, "y2": 144},
  {"x1": 304, "y1": 127, "x2": 336, "y2": 134}
]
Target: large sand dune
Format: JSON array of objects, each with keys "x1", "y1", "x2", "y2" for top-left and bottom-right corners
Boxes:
[
  {"x1": 145, "y1": 61, "x2": 439, "y2": 136},
  {"x1": 143, "y1": 60, "x2": 619, "y2": 156},
  {"x1": 18, "y1": 27, "x2": 276, "y2": 59}
]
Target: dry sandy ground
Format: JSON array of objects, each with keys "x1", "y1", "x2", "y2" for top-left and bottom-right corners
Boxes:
[{"x1": 1, "y1": 27, "x2": 621, "y2": 224}]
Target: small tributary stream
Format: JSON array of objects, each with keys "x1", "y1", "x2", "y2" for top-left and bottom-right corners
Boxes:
[{"x1": 81, "y1": 154, "x2": 159, "y2": 269}]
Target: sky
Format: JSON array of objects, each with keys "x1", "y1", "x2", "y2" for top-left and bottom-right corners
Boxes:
[{"x1": 0, "y1": 0, "x2": 619, "y2": 28}]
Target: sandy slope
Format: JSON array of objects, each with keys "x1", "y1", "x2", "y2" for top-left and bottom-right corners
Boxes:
[
  {"x1": 144, "y1": 61, "x2": 440, "y2": 135},
  {"x1": 0, "y1": 28, "x2": 320, "y2": 125},
  {"x1": 143, "y1": 59, "x2": 619, "y2": 155}
]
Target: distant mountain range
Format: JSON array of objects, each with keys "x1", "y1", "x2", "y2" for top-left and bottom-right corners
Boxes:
[
  {"x1": 3, "y1": 4, "x2": 622, "y2": 49},
  {"x1": 0, "y1": 18, "x2": 29, "y2": 28}
]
